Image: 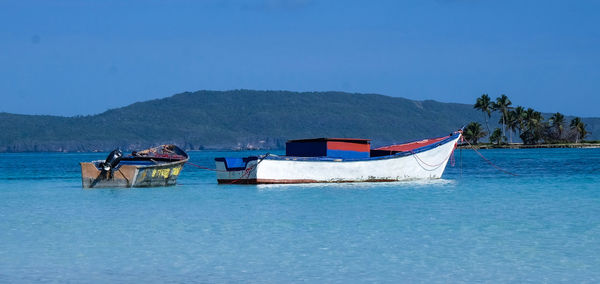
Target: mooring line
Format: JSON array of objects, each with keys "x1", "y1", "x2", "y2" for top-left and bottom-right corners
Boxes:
[
  {"x1": 463, "y1": 139, "x2": 518, "y2": 176},
  {"x1": 229, "y1": 153, "x2": 270, "y2": 184},
  {"x1": 185, "y1": 154, "x2": 271, "y2": 184},
  {"x1": 185, "y1": 161, "x2": 228, "y2": 172}
]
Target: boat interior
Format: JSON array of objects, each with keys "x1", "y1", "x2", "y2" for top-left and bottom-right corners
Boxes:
[{"x1": 92, "y1": 144, "x2": 188, "y2": 170}]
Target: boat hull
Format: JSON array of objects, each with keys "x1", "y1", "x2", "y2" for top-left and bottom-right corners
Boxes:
[
  {"x1": 216, "y1": 134, "x2": 460, "y2": 184},
  {"x1": 80, "y1": 160, "x2": 187, "y2": 188}
]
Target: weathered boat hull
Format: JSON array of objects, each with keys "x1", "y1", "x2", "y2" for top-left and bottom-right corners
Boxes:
[
  {"x1": 215, "y1": 133, "x2": 461, "y2": 184},
  {"x1": 80, "y1": 160, "x2": 187, "y2": 188}
]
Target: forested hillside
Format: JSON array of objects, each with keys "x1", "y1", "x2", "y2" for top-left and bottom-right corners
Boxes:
[{"x1": 1, "y1": 90, "x2": 597, "y2": 152}]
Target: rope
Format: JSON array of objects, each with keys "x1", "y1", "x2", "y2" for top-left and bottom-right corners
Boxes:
[
  {"x1": 411, "y1": 151, "x2": 444, "y2": 172},
  {"x1": 228, "y1": 153, "x2": 270, "y2": 184},
  {"x1": 186, "y1": 161, "x2": 228, "y2": 172},
  {"x1": 409, "y1": 143, "x2": 458, "y2": 171},
  {"x1": 459, "y1": 147, "x2": 463, "y2": 179},
  {"x1": 184, "y1": 154, "x2": 271, "y2": 184},
  {"x1": 463, "y1": 139, "x2": 518, "y2": 176}
]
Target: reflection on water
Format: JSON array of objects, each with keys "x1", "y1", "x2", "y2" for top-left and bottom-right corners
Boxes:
[{"x1": 254, "y1": 178, "x2": 457, "y2": 191}]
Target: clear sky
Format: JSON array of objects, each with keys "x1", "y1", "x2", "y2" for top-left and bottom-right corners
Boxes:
[{"x1": 1, "y1": 0, "x2": 599, "y2": 117}]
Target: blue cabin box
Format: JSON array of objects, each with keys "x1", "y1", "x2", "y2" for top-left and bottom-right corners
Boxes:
[{"x1": 285, "y1": 138, "x2": 371, "y2": 159}]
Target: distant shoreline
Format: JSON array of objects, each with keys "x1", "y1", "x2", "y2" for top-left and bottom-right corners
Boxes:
[
  {"x1": 2, "y1": 143, "x2": 600, "y2": 153},
  {"x1": 458, "y1": 143, "x2": 600, "y2": 149}
]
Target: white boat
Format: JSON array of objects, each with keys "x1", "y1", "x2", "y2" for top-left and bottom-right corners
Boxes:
[{"x1": 215, "y1": 130, "x2": 462, "y2": 184}]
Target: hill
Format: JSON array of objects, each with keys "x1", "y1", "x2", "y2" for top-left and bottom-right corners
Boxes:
[{"x1": 1, "y1": 90, "x2": 598, "y2": 152}]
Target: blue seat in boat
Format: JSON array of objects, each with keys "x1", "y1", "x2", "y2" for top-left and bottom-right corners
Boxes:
[{"x1": 223, "y1": 158, "x2": 246, "y2": 170}]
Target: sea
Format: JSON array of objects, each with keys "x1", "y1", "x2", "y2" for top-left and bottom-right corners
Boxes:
[{"x1": 1, "y1": 149, "x2": 599, "y2": 283}]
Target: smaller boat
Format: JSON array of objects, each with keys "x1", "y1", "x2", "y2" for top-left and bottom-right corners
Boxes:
[{"x1": 80, "y1": 145, "x2": 188, "y2": 188}]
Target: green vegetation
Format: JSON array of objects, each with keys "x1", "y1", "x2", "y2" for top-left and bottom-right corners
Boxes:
[
  {"x1": 0, "y1": 90, "x2": 486, "y2": 152},
  {"x1": 570, "y1": 117, "x2": 588, "y2": 143},
  {"x1": 1, "y1": 90, "x2": 598, "y2": 152},
  {"x1": 492, "y1": 94, "x2": 512, "y2": 141},
  {"x1": 489, "y1": 128, "x2": 503, "y2": 145},
  {"x1": 549, "y1": 112, "x2": 565, "y2": 141},
  {"x1": 468, "y1": 94, "x2": 592, "y2": 145},
  {"x1": 463, "y1": 122, "x2": 487, "y2": 144},
  {"x1": 474, "y1": 94, "x2": 492, "y2": 134}
]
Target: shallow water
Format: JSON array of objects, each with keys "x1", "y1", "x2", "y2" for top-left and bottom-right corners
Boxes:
[{"x1": 1, "y1": 149, "x2": 599, "y2": 282}]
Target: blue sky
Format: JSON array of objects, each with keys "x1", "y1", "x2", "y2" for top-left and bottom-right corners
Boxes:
[{"x1": 1, "y1": 0, "x2": 599, "y2": 116}]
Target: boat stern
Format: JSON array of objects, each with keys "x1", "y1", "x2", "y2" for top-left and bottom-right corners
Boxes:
[
  {"x1": 80, "y1": 162, "x2": 138, "y2": 188},
  {"x1": 214, "y1": 157, "x2": 260, "y2": 184}
]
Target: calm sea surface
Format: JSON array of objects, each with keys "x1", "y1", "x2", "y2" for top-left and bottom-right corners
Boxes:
[{"x1": 1, "y1": 149, "x2": 599, "y2": 283}]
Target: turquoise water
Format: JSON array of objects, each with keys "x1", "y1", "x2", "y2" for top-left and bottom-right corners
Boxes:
[{"x1": 1, "y1": 149, "x2": 599, "y2": 282}]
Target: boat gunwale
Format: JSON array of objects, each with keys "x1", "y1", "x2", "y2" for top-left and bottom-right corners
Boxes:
[
  {"x1": 133, "y1": 158, "x2": 189, "y2": 169},
  {"x1": 80, "y1": 158, "x2": 188, "y2": 169}
]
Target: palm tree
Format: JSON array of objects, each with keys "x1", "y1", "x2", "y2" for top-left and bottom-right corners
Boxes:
[
  {"x1": 463, "y1": 122, "x2": 487, "y2": 145},
  {"x1": 512, "y1": 106, "x2": 526, "y2": 136},
  {"x1": 489, "y1": 128, "x2": 503, "y2": 145},
  {"x1": 492, "y1": 94, "x2": 512, "y2": 140},
  {"x1": 505, "y1": 110, "x2": 519, "y2": 143},
  {"x1": 549, "y1": 112, "x2": 565, "y2": 141},
  {"x1": 474, "y1": 94, "x2": 492, "y2": 134},
  {"x1": 520, "y1": 108, "x2": 544, "y2": 144},
  {"x1": 570, "y1": 117, "x2": 588, "y2": 143}
]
